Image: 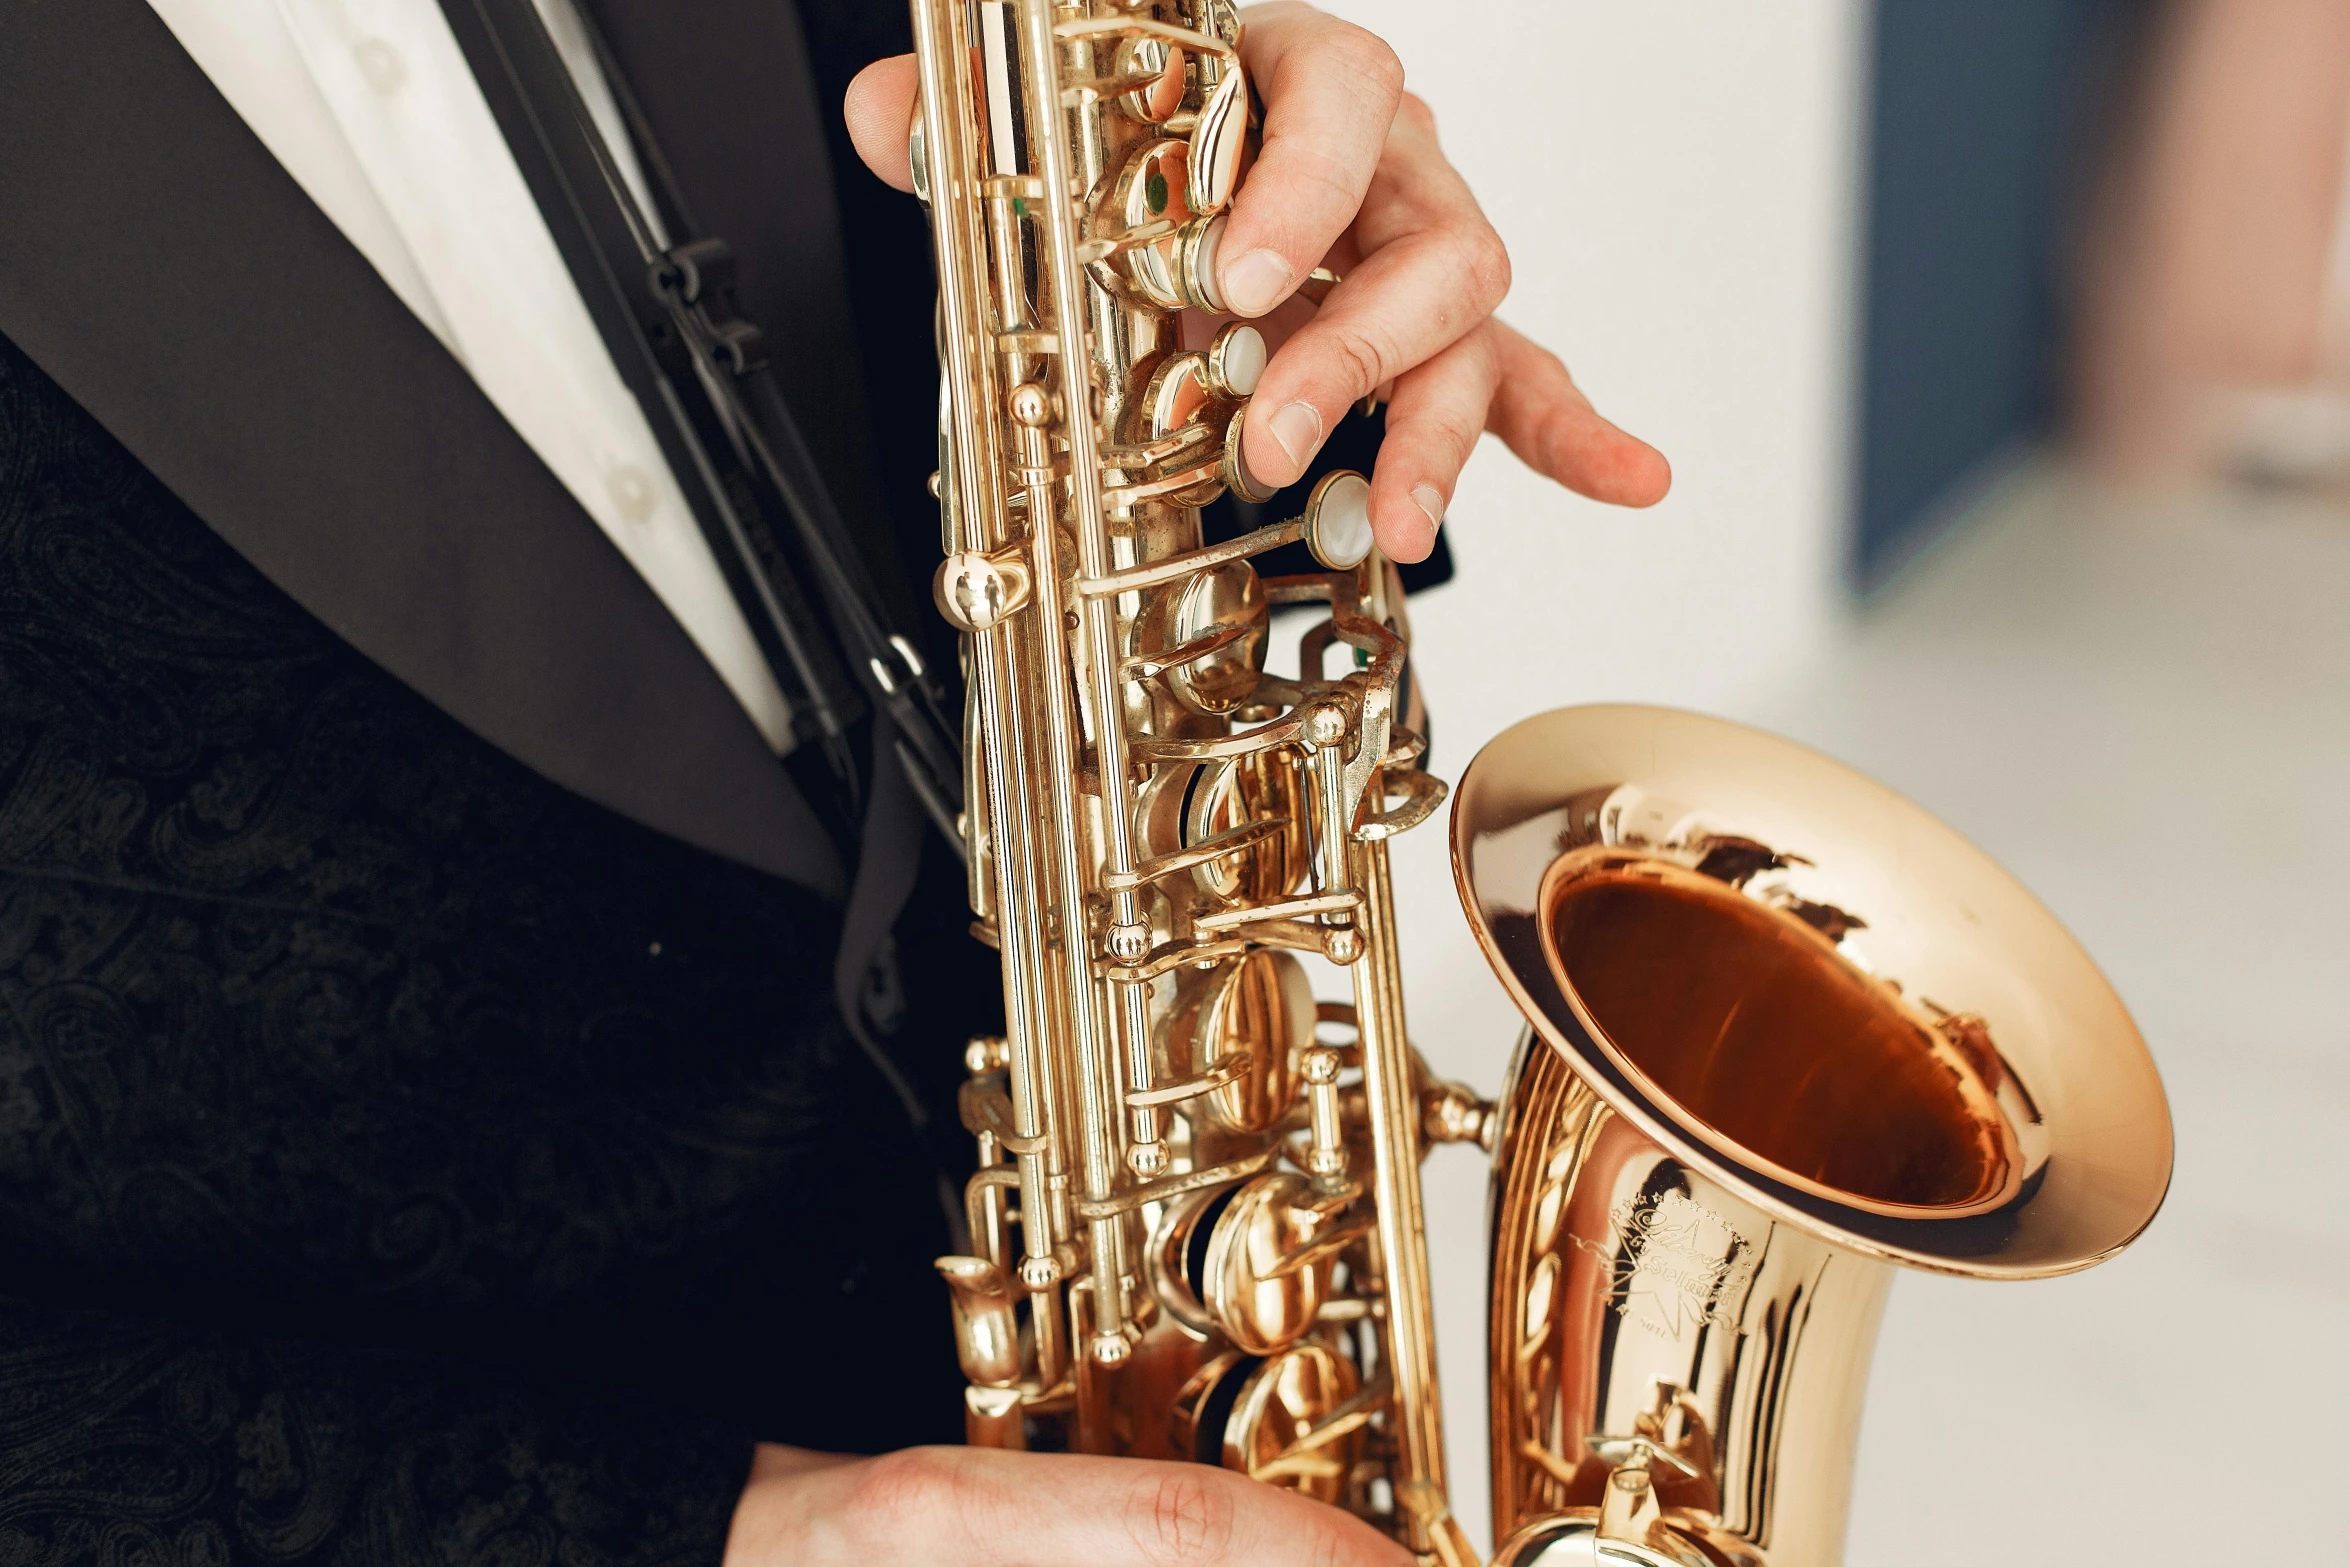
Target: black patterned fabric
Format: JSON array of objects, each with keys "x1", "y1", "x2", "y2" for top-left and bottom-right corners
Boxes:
[
  {"x1": 0, "y1": 327, "x2": 968, "y2": 1558},
  {"x1": 0, "y1": 1298, "x2": 747, "y2": 1567}
]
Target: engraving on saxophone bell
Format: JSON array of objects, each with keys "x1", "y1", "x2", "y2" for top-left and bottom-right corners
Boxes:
[{"x1": 1571, "y1": 1188, "x2": 1759, "y2": 1342}]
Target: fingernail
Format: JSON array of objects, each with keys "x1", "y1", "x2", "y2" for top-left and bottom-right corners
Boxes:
[
  {"x1": 1268, "y1": 400, "x2": 1324, "y2": 479},
  {"x1": 1409, "y1": 483, "x2": 1446, "y2": 549},
  {"x1": 1219, "y1": 248, "x2": 1293, "y2": 317}
]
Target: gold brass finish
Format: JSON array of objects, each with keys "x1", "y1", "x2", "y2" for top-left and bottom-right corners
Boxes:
[
  {"x1": 1222, "y1": 1340, "x2": 1364, "y2": 1498},
  {"x1": 915, "y1": 1, "x2": 2171, "y2": 1559},
  {"x1": 1157, "y1": 948, "x2": 1312, "y2": 1134},
  {"x1": 915, "y1": 0, "x2": 1463, "y2": 1555},
  {"x1": 1455, "y1": 706, "x2": 2173, "y2": 1566}
]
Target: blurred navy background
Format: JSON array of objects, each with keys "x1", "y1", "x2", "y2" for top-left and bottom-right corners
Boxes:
[{"x1": 1854, "y1": 0, "x2": 2141, "y2": 584}]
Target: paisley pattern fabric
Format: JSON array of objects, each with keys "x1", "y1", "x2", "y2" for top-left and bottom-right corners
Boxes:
[
  {"x1": 0, "y1": 330, "x2": 966, "y2": 1557},
  {"x1": 0, "y1": 1296, "x2": 746, "y2": 1567}
]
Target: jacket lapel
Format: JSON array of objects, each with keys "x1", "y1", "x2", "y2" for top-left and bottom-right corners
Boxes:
[{"x1": 0, "y1": 0, "x2": 843, "y2": 894}]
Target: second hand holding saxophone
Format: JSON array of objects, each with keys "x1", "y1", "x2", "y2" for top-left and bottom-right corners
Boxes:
[{"x1": 915, "y1": 0, "x2": 1483, "y2": 1560}]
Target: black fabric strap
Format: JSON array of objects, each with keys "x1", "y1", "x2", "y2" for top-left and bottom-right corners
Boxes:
[
  {"x1": 439, "y1": 0, "x2": 965, "y2": 844},
  {"x1": 437, "y1": 0, "x2": 861, "y2": 777}
]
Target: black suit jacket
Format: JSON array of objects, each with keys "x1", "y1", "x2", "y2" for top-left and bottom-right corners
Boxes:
[
  {"x1": 0, "y1": 0, "x2": 922, "y2": 893},
  {"x1": 0, "y1": 1, "x2": 990, "y2": 1559}
]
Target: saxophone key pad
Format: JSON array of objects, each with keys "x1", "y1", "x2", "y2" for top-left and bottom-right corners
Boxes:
[
  {"x1": 1117, "y1": 139, "x2": 1199, "y2": 309},
  {"x1": 1162, "y1": 558, "x2": 1269, "y2": 714},
  {"x1": 1188, "y1": 68, "x2": 1249, "y2": 215},
  {"x1": 1146, "y1": 350, "x2": 1216, "y2": 438},
  {"x1": 1116, "y1": 35, "x2": 1188, "y2": 124}
]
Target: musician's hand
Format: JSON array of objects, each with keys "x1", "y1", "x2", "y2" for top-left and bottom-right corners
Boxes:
[
  {"x1": 844, "y1": 3, "x2": 1669, "y2": 565},
  {"x1": 724, "y1": 1443, "x2": 1414, "y2": 1567}
]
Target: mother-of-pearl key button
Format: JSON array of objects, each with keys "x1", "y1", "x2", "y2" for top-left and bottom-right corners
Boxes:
[
  {"x1": 1208, "y1": 323, "x2": 1268, "y2": 399},
  {"x1": 1304, "y1": 471, "x2": 1374, "y2": 571}
]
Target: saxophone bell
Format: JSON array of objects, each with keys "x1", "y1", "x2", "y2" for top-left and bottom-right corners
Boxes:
[{"x1": 1458, "y1": 706, "x2": 2173, "y2": 1567}]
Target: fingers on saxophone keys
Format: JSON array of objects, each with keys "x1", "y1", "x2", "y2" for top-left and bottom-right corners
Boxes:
[
  {"x1": 1239, "y1": 215, "x2": 1510, "y2": 494},
  {"x1": 1217, "y1": 8, "x2": 1404, "y2": 319},
  {"x1": 1240, "y1": 205, "x2": 1513, "y2": 491}
]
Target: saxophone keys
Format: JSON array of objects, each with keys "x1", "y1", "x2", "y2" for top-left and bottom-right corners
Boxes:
[
  {"x1": 1220, "y1": 404, "x2": 1278, "y2": 501},
  {"x1": 934, "y1": 545, "x2": 1033, "y2": 632},
  {"x1": 1136, "y1": 354, "x2": 1233, "y2": 509},
  {"x1": 1195, "y1": 1170, "x2": 1347, "y2": 1355},
  {"x1": 1134, "y1": 756, "x2": 1308, "y2": 909},
  {"x1": 1174, "y1": 1340, "x2": 1364, "y2": 1506},
  {"x1": 1144, "y1": 350, "x2": 1216, "y2": 437},
  {"x1": 1113, "y1": 35, "x2": 1189, "y2": 125},
  {"x1": 1173, "y1": 214, "x2": 1232, "y2": 314},
  {"x1": 1302, "y1": 471, "x2": 1375, "y2": 572},
  {"x1": 1115, "y1": 139, "x2": 1200, "y2": 309},
  {"x1": 1157, "y1": 948, "x2": 1313, "y2": 1133},
  {"x1": 1187, "y1": 67, "x2": 1249, "y2": 215},
  {"x1": 1162, "y1": 560, "x2": 1269, "y2": 714},
  {"x1": 1196, "y1": 0, "x2": 1243, "y2": 49},
  {"x1": 936, "y1": 1255, "x2": 1024, "y2": 1389},
  {"x1": 1205, "y1": 321, "x2": 1267, "y2": 398}
]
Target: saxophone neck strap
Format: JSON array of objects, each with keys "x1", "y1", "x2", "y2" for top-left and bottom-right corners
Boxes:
[{"x1": 437, "y1": 0, "x2": 966, "y2": 850}]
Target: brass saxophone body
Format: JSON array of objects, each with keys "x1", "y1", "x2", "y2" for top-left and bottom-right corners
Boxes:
[
  {"x1": 914, "y1": 0, "x2": 1476, "y2": 1559},
  {"x1": 912, "y1": 7, "x2": 2175, "y2": 1566}
]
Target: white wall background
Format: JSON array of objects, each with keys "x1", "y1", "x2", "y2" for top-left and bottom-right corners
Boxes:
[{"x1": 1311, "y1": 1, "x2": 1871, "y2": 1553}]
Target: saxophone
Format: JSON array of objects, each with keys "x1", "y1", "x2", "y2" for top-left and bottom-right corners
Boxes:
[
  {"x1": 914, "y1": 0, "x2": 1479, "y2": 1558},
  {"x1": 911, "y1": 5, "x2": 2174, "y2": 1565}
]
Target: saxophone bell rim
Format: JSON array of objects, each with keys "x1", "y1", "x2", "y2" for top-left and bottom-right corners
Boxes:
[{"x1": 1451, "y1": 702, "x2": 2175, "y2": 1281}]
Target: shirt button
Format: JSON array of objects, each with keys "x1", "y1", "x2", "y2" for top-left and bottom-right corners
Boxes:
[
  {"x1": 607, "y1": 465, "x2": 657, "y2": 523},
  {"x1": 354, "y1": 39, "x2": 407, "y2": 95}
]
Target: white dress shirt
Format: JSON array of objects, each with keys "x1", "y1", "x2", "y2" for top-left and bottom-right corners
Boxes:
[{"x1": 144, "y1": 0, "x2": 797, "y2": 752}]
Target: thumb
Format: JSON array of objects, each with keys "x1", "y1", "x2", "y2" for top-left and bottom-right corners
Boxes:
[{"x1": 845, "y1": 55, "x2": 920, "y2": 193}]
